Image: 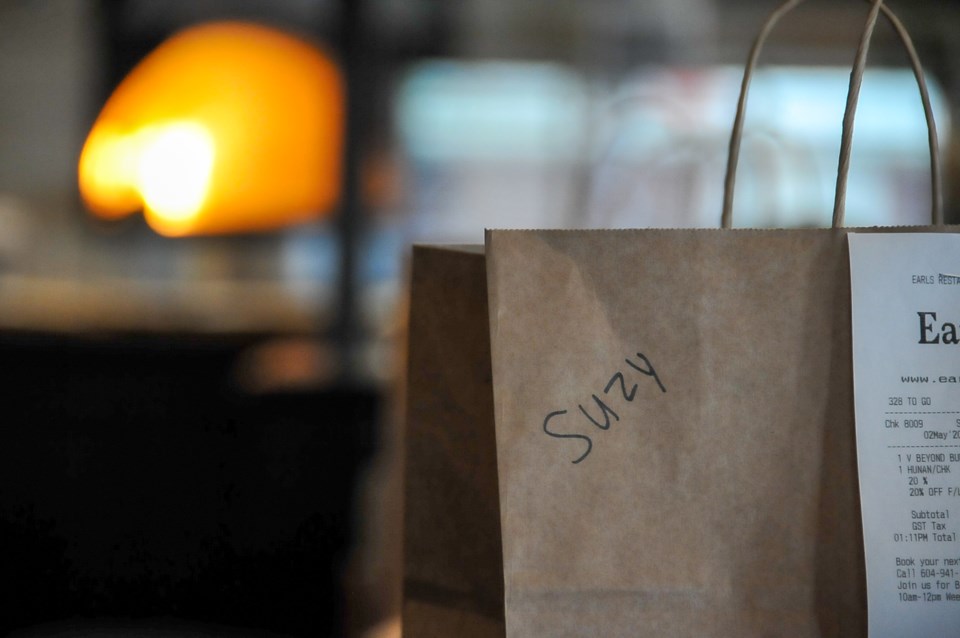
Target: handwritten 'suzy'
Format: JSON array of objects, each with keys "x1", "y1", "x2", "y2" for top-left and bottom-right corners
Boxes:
[{"x1": 542, "y1": 352, "x2": 666, "y2": 464}]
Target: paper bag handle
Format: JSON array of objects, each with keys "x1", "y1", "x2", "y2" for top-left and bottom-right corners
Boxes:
[{"x1": 721, "y1": 0, "x2": 942, "y2": 229}]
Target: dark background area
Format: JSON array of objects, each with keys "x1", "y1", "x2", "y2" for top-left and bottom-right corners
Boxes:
[{"x1": 0, "y1": 332, "x2": 378, "y2": 636}]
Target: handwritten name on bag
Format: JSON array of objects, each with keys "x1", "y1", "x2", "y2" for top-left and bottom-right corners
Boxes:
[{"x1": 541, "y1": 352, "x2": 666, "y2": 464}]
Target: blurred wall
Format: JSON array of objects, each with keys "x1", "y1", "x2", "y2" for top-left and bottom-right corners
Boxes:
[{"x1": 0, "y1": 2, "x2": 98, "y2": 208}]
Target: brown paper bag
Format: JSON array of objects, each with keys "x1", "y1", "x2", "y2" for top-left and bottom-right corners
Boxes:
[
  {"x1": 403, "y1": 245, "x2": 506, "y2": 637},
  {"x1": 485, "y1": 228, "x2": 865, "y2": 637},
  {"x1": 402, "y1": 3, "x2": 951, "y2": 636}
]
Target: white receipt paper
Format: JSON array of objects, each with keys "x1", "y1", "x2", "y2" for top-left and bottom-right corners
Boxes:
[{"x1": 849, "y1": 233, "x2": 960, "y2": 637}]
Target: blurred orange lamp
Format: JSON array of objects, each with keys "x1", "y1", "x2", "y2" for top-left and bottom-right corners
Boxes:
[{"x1": 78, "y1": 22, "x2": 343, "y2": 236}]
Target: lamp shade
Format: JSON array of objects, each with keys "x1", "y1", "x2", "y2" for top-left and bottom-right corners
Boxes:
[{"x1": 79, "y1": 21, "x2": 343, "y2": 236}]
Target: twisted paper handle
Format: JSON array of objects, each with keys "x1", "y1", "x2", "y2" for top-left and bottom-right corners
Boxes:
[{"x1": 721, "y1": 0, "x2": 942, "y2": 229}]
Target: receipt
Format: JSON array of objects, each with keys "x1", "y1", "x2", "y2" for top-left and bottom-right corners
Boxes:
[{"x1": 849, "y1": 233, "x2": 960, "y2": 637}]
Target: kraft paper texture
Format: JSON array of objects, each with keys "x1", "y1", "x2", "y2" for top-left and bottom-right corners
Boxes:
[
  {"x1": 403, "y1": 245, "x2": 505, "y2": 638},
  {"x1": 404, "y1": 226, "x2": 954, "y2": 637}
]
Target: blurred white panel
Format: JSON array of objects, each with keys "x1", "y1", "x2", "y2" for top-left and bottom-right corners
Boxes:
[{"x1": 398, "y1": 61, "x2": 587, "y2": 163}]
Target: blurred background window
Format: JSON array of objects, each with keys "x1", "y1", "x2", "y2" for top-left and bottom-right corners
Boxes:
[{"x1": 396, "y1": 62, "x2": 949, "y2": 241}]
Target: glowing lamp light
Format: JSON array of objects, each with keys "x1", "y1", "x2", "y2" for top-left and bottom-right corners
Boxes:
[{"x1": 79, "y1": 22, "x2": 343, "y2": 236}]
